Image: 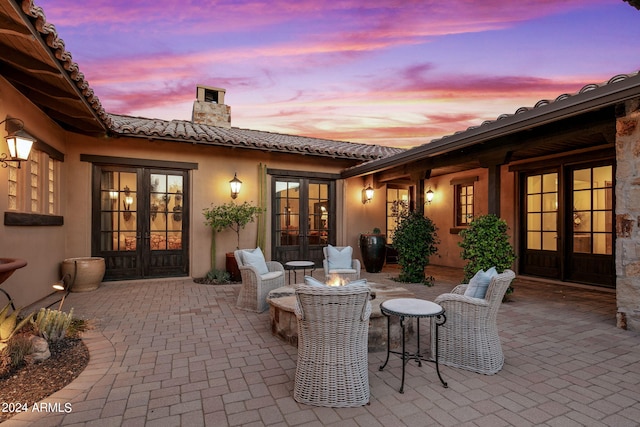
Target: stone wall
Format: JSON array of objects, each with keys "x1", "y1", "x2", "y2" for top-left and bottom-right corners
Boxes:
[{"x1": 615, "y1": 97, "x2": 640, "y2": 331}]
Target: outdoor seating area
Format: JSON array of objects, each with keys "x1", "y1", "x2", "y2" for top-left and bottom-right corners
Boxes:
[{"x1": 11, "y1": 265, "x2": 640, "y2": 426}]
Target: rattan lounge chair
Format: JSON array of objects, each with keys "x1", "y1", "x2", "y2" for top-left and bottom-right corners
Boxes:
[
  {"x1": 293, "y1": 283, "x2": 371, "y2": 407},
  {"x1": 433, "y1": 269, "x2": 516, "y2": 375},
  {"x1": 234, "y1": 249, "x2": 285, "y2": 313},
  {"x1": 322, "y1": 246, "x2": 361, "y2": 281}
]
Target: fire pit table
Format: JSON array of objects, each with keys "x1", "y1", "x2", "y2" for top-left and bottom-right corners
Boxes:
[{"x1": 266, "y1": 282, "x2": 415, "y2": 352}]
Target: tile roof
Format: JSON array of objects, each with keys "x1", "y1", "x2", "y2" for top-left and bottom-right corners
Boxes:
[
  {"x1": 20, "y1": 0, "x2": 112, "y2": 130},
  {"x1": 108, "y1": 114, "x2": 405, "y2": 161},
  {"x1": 427, "y1": 71, "x2": 640, "y2": 146}
]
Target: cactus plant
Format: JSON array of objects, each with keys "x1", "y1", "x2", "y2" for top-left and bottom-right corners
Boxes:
[
  {"x1": 0, "y1": 302, "x2": 33, "y2": 350},
  {"x1": 31, "y1": 307, "x2": 74, "y2": 343}
]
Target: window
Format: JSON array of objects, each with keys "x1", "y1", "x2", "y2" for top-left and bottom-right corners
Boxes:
[
  {"x1": 6, "y1": 148, "x2": 60, "y2": 215},
  {"x1": 455, "y1": 183, "x2": 474, "y2": 227},
  {"x1": 386, "y1": 187, "x2": 409, "y2": 244},
  {"x1": 449, "y1": 176, "x2": 478, "y2": 232}
]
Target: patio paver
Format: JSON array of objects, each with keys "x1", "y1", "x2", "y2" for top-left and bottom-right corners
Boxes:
[{"x1": 4, "y1": 266, "x2": 639, "y2": 426}]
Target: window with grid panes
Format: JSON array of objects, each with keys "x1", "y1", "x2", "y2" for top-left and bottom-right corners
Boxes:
[
  {"x1": 6, "y1": 148, "x2": 60, "y2": 215},
  {"x1": 454, "y1": 183, "x2": 474, "y2": 227}
]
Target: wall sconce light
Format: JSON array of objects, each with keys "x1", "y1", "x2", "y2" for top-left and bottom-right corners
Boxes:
[
  {"x1": 426, "y1": 187, "x2": 435, "y2": 204},
  {"x1": 123, "y1": 185, "x2": 133, "y2": 221},
  {"x1": 230, "y1": 173, "x2": 242, "y2": 199},
  {"x1": 362, "y1": 184, "x2": 374, "y2": 204},
  {"x1": 0, "y1": 117, "x2": 35, "y2": 169}
]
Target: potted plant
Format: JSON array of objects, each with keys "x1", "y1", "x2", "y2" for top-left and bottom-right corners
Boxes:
[
  {"x1": 359, "y1": 227, "x2": 387, "y2": 273},
  {"x1": 392, "y1": 210, "x2": 439, "y2": 284},
  {"x1": 203, "y1": 201, "x2": 264, "y2": 281},
  {"x1": 458, "y1": 214, "x2": 517, "y2": 299}
]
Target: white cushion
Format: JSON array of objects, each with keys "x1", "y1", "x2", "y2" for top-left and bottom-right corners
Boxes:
[
  {"x1": 346, "y1": 278, "x2": 368, "y2": 287},
  {"x1": 328, "y1": 268, "x2": 356, "y2": 274},
  {"x1": 261, "y1": 271, "x2": 282, "y2": 281},
  {"x1": 242, "y1": 248, "x2": 268, "y2": 275},
  {"x1": 304, "y1": 276, "x2": 326, "y2": 287},
  {"x1": 326, "y1": 245, "x2": 353, "y2": 270},
  {"x1": 464, "y1": 267, "x2": 498, "y2": 299}
]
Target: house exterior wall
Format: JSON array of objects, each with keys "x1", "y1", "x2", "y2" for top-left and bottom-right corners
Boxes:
[
  {"x1": 344, "y1": 177, "x2": 388, "y2": 261},
  {"x1": 0, "y1": 77, "x2": 69, "y2": 308},
  {"x1": 615, "y1": 98, "x2": 640, "y2": 332},
  {"x1": 62, "y1": 132, "x2": 354, "y2": 280}
]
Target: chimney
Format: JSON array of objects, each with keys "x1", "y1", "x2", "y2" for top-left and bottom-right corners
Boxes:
[{"x1": 192, "y1": 85, "x2": 231, "y2": 128}]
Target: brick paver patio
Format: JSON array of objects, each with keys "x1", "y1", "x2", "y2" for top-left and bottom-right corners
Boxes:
[{"x1": 5, "y1": 265, "x2": 640, "y2": 426}]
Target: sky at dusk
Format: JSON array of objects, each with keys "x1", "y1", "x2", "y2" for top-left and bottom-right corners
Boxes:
[{"x1": 35, "y1": 0, "x2": 640, "y2": 148}]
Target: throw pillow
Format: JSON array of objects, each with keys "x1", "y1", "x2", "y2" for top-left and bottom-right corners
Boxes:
[
  {"x1": 304, "y1": 276, "x2": 326, "y2": 287},
  {"x1": 464, "y1": 267, "x2": 498, "y2": 299},
  {"x1": 241, "y1": 248, "x2": 268, "y2": 275},
  {"x1": 326, "y1": 245, "x2": 353, "y2": 270},
  {"x1": 346, "y1": 278, "x2": 368, "y2": 287}
]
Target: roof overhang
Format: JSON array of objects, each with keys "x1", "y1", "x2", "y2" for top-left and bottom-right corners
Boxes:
[
  {"x1": 0, "y1": 0, "x2": 110, "y2": 135},
  {"x1": 342, "y1": 72, "x2": 640, "y2": 179}
]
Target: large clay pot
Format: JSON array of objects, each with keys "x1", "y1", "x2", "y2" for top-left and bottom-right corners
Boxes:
[
  {"x1": 359, "y1": 234, "x2": 387, "y2": 273},
  {"x1": 61, "y1": 257, "x2": 105, "y2": 292}
]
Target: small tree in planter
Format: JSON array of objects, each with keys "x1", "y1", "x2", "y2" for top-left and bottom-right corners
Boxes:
[
  {"x1": 392, "y1": 210, "x2": 439, "y2": 285},
  {"x1": 458, "y1": 214, "x2": 516, "y2": 297},
  {"x1": 203, "y1": 201, "x2": 264, "y2": 277}
]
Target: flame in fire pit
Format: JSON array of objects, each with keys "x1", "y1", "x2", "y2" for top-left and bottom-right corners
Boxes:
[{"x1": 326, "y1": 274, "x2": 349, "y2": 287}]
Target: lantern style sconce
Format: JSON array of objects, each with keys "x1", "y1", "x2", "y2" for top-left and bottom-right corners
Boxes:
[
  {"x1": 123, "y1": 185, "x2": 133, "y2": 221},
  {"x1": 362, "y1": 184, "x2": 374, "y2": 204},
  {"x1": 426, "y1": 187, "x2": 435, "y2": 204},
  {"x1": 0, "y1": 117, "x2": 35, "y2": 169},
  {"x1": 230, "y1": 173, "x2": 242, "y2": 199}
]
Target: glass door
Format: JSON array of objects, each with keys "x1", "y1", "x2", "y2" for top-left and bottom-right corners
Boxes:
[
  {"x1": 93, "y1": 166, "x2": 189, "y2": 280},
  {"x1": 520, "y1": 171, "x2": 560, "y2": 279},
  {"x1": 566, "y1": 164, "x2": 614, "y2": 286},
  {"x1": 272, "y1": 177, "x2": 334, "y2": 266}
]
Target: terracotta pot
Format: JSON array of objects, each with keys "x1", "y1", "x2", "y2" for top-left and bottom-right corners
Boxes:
[{"x1": 61, "y1": 257, "x2": 105, "y2": 292}]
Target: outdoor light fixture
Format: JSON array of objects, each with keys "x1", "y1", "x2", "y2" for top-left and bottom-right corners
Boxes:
[
  {"x1": 123, "y1": 185, "x2": 133, "y2": 221},
  {"x1": 0, "y1": 117, "x2": 35, "y2": 169},
  {"x1": 426, "y1": 187, "x2": 435, "y2": 204},
  {"x1": 51, "y1": 273, "x2": 71, "y2": 311},
  {"x1": 230, "y1": 173, "x2": 242, "y2": 199},
  {"x1": 362, "y1": 184, "x2": 374, "y2": 204}
]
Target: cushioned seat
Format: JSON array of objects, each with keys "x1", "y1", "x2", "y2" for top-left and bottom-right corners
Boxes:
[
  {"x1": 234, "y1": 248, "x2": 285, "y2": 313},
  {"x1": 432, "y1": 269, "x2": 516, "y2": 375},
  {"x1": 322, "y1": 245, "x2": 361, "y2": 282}
]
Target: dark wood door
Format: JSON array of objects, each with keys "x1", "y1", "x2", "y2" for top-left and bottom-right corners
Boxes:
[
  {"x1": 271, "y1": 177, "x2": 335, "y2": 267},
  {"x1": 565, "y1": 163, "x2": 614, "y2": 287},
  {"x1": 92, "y1": 166, "x2": 189, "y2": 280},
  {"x1": 519, "y1": 162, "x2": 615, "y2": 288},
  {"x1": 520, "y1": 170, "x2": 561, "y2": 279}
]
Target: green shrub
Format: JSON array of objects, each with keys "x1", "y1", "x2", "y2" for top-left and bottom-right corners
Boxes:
[
  {"x1": 459, "y1": 214, "x2": 516, "y2": 283},
  {"x1": 392, "y1": 210, "x2": 439, "y2": 285},
  {"x1": 206, "y1": 268, "x2": 231, "y2": 284}
]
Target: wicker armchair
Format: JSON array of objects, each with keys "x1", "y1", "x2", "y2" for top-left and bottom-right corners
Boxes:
[
  {"x1": 234, "y1": 250, "x2": 285, "y2": 313},
  {"x1": 433, "y1": 269, "x2": 515, "y2": 375},
  {"x1": 322, "y1": 246, "x2": 361, "y2": 281},
  {"x1": 294, "y1": 283, "x2": 371, "y2": 407}
]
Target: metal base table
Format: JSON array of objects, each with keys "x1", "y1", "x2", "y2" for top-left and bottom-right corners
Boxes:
[
  {"x1": 379, "y1": 298, "x2": 448, "y2": 393},
  {"x1": 284, "y1": 260, "x2": 316, "y2": 285}
]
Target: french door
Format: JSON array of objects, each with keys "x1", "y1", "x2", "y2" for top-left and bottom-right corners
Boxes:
[
  {"x1": 520, "y1": 161, "x2": 614, "y2": 287},
  {"x1": 92, "y1": 165, "x2": 189, "y2": 280},
  {"x1": 271, "y1": 176, "x2": 335, "y2": 266}
]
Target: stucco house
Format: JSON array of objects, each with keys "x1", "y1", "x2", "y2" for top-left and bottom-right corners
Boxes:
[{"x1": 1, "y1": 0, "x2": 639, "y2": 331}]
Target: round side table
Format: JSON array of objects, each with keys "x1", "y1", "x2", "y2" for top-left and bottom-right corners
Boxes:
[
  {"x1": 379, "y1": 297, "x2": 448, "y2": 393},
  {"x1": 284, "y1": 260, "x2": 316, "y2": 284}
]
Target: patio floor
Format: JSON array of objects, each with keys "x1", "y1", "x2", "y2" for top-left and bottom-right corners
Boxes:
[{"x1": 6, "y1": 265, "x2": 640, "y2": 426}]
